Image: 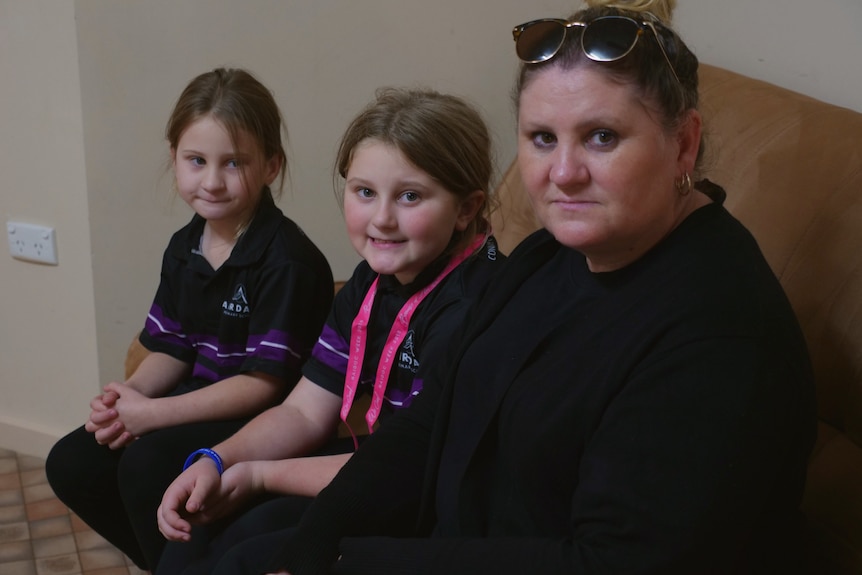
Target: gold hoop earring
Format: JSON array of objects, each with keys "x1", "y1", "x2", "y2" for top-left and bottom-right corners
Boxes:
[{"x1": 676, "y1": 172, "x2": 693, "y2": 196}]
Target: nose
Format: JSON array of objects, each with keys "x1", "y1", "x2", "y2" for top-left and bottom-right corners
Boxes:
[
  {"x1": 371, "y1": 200, "x2": 397, "y2": 229},
  {"x1": 201, "y1": 166, "x2": 225, "y2": 193},
  {"x1": 549, "y1": 146, "x2": 589, "y2": 191}
]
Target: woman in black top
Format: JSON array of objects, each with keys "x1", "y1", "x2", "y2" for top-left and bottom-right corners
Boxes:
[{"x1": 265, "y1": 1, "x2": 816, "y2": 573}]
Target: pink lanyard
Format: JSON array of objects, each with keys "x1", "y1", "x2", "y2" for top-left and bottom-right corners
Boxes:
[{"x1": 340, "y1": 233, "x2": 488, "y2": 448}]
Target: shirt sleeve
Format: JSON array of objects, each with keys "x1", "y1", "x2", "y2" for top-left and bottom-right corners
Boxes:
[
  {"x1": 139, "y1": 241, "x2": 196, "y2": 364},
  {"x1": 240, "y1": 259, "x2": 334, "y2": 382}
]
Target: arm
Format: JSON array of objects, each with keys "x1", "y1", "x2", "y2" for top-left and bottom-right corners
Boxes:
[
  {"x1": 157, "y1": 376, "x2": 343, "y2": 540},
  {"x1": 255, "y1": 452, "x2": 352, "y2": 498},
  {"x1": 301, "y1": 338, "x2": 813, "y2": 575},
  {"x1": 84, "y1": 350, "x2": 191, "y2": 448},
  {"x1": 103, "y1": 368, "x2": 284, "y2": 438}
]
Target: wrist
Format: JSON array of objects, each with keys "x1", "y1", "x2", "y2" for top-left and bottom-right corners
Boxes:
[{"x1": 183, "y1": 448, "x2": 224, "y2": 475}]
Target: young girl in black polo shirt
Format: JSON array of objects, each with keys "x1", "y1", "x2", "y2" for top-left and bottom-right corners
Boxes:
[
  {"x1": 45, "y1": 68, "x2": 334, "y2": 571},
  {"x1": 154, "y1": 88, "x2": 504, "y2": 575}
]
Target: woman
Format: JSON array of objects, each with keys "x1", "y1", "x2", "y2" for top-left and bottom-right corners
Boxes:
[{"x1": 265, "y1": 1, "x2": 816, "y2": 573}]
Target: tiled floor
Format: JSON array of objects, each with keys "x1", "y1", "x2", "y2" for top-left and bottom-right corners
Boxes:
[{"x1": 0, "y1": 448, "x2": 149, "y2": 575}]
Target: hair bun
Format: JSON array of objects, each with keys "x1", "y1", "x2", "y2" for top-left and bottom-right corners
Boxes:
[{"x1": 584, "y1": 0, "x2": 677, "y2": 24}]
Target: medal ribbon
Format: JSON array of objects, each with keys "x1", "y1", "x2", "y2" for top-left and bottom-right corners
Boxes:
[{"x1": 340, "y1": 233, "x2": 488, "y2": 448}]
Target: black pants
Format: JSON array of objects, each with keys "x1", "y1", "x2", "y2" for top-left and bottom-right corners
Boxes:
[
  {"x1": 156, "y1": 436, "x2": 357, "y2": 575},
  {"x1": 156, "y1": 495, "x2": 310, "y2": 575},
  {"x1": 45, "y1": 418, "x2": 250, "y2": 570}
]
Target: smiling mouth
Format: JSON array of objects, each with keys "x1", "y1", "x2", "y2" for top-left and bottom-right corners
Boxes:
[{"x1": 370, "y1": 238, "x2": 406, "y2": 246}]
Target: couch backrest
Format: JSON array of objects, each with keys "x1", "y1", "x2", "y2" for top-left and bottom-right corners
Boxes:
[{"x1": 490, "y1": 63, "x2": 862, "y2": 572}]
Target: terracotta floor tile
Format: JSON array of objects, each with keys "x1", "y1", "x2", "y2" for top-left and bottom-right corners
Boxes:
[
  {"x1": 83, "y1": 568, "x2": 131, "y2": 575},
  {"x1": 26, "y1": 498, "x2": 69, "y2": 522},
  {"x1": 32, "y1": 533, "x2": 77, "y2": 559},
  {"x1": 21, "y1": 468, "x2": 48, "y2": 487},
  {"x1": 0, "y1": 539, "x2": 34, "y2": 562},
  {"x1": 24, "y1": 483, "x2": 58, "y2": 504},
  {"x1": 0, "y1": 450, "x2": 140, "y2": 575},
  {"x1": 0, "y1": 521, "x2": 30, "y2": 542},
  {"x1": 0, "y1": 471, "x2": 23, "y2": 490},
  {"x1": 0, "y1": 457, "x2": 19, "y2": 475},
  {"x1": 34, "y1": 552, "x2": 81, "y2": 575},
  {"x1": 29, "y1": 516, "x2": 73, "y2": 539},
  {"x1": 0, "y1": 504, "x2": 28, "y2": 524},
  {"x1": 0, "y1": 488, "x2": 26, "y2": 507},
  {"x1": 17, "y1": 455, "x2": 45, "y2": 473},
  {"x1": 78, "y1": 547, "x2": 127, "y2": 571},
  {"x1": 69, "y1": 514, "x2": 90, "y2": 533},
  {"x1": 1, "y1": 558, "x2": 38, "y2": 575},
  {"x1": 73, "y1": 529, "x2": 111, "y2": 552}
]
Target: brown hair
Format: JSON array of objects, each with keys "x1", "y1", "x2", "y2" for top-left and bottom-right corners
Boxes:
[
  {"x1": 335, "y1": 87, "x2": 495, "y2": 254},
  {"x1": 166, "y1": 68, "x2": 288, "y2": 200},
  {"x1": 513, "y1": 0, "x2": 706, "y2": 175}
]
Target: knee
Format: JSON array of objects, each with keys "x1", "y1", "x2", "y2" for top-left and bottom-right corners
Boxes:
[
  {"x1": 45, "y1": 426, "x2": 95, "y2": 495},
  {"x1": 116, "y1": 436, "x2": 160, "y2": 488},
  {"x1": 116, "y1": 432, "x2": 183, "y2": 499}
]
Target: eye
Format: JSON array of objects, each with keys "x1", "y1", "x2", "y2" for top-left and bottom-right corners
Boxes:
[
  {"x1": 189, "y1": 156, "x2": 205, "y2": 166},
  {"x1": 530, "y1": 131, "x2": 556, "y2": 149},
  {"x1": 399, "y1": 191, "x2": 420, "y2": 203},
  {"x1": 356, "y1": 187, "x2": 375, "y2": 199},
  {"x1": 586, "y1": 129, "x2": 617, "y2": 149},
  {"x1": 226, "y1": 159, "x2": 239, "y2": 169}
]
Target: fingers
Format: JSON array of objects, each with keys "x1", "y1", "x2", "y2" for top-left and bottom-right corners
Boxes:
[
  {"x1": 157, "y1": 500, "x2": 192, "y2": 542},
  {"x1": 107, "y1": 431, "x2": 135, "y2": 450},
  {"x1": 103, "y1": 382, "x2": 123, "y2": 396},
  {"x1": 185, "y1": 467, "x2": 220, "y2": 514},
  {"x1": 93, "y1": 421, "x2": 125, "y2": 446},
  {"x1": 87, "y1": 408, "x2": 118, "y2": 428}
]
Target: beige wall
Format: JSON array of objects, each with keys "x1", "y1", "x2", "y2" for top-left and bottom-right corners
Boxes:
[
  {"x1": 2, "y1": 0, "x2": 861, "y2": 458},
  {"x1": 0, "y1": 2, "x2": 99, "y2": 456}
]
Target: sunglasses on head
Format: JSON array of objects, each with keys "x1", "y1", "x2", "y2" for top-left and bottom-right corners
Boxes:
[{"x1": 512, "y1": 15, "x2": 680, "y2": 85}]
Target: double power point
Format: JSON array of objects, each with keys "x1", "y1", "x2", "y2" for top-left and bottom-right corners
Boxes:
[{"x1": 6, "y1": 221, "x2": 59, "y2": 265}]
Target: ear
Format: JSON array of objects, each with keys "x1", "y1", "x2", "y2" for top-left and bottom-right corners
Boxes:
[
  {"x1": 676, "y1": 109, "x2": 702, "y2": 174},
  {"x1": 454, "y1": 189, "x2": 486, "y2": 232},
  {"x1": 170, "y1": 147, "x2": 177, "y2": 168},
  {"x1": 263, "y1": 154, "x2": 282, "y2": 186}
]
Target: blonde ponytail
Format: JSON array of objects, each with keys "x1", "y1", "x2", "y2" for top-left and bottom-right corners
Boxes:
[{"x1": 584, "y1": 0, "x2": 677, "y2": 23}]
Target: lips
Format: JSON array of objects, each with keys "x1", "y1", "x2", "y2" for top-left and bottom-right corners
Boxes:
[{"x1": 370, "y1": 237, "x2": 407, "y2": 247}]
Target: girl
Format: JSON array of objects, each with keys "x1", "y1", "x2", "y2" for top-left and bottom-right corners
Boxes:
[
  {"x1": 45, "y1": 68, "x2": 334, "y2": 571},
  {"x1": 154, "y1": 88, "x2": 504, "y2": 574}
]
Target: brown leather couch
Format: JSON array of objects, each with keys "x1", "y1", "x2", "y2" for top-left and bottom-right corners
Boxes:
[{"x1": 489, "y1": 63, "x2": 862, "y2": 573}]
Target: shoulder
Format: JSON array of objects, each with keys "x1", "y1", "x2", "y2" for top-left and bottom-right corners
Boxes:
[
  {"x1": 452, "y1": 235, "x2": 507, "y2": 297},
  {"x1": 248, "y1": 211, "x2": 332, "y2": 281},
  {"x1": 163, "y1": 214, "x2": 204, "y2": 262},
  {"x1": 333, "y1": 260, "x2": 377, "y2": 305}
]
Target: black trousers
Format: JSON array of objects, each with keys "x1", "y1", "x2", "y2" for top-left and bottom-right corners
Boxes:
[
  {"x1": 155, "y1": 436, "x2": 357, "y2": 575},
  {"x1": 45, "y1": 418, "x2": 250, "y2": 570},
  {"x1": 156, "y1": 495, "x2": 309, "y2": 575}
]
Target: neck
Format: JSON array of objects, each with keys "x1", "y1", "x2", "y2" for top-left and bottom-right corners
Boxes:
[{"x1": 201, "y1": 222, "x2": 239, "y2": 269}]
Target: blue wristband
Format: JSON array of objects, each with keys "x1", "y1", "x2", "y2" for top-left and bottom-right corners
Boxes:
[{"x1": 183, "y1": 448, "x2": 224, "y2": 475}]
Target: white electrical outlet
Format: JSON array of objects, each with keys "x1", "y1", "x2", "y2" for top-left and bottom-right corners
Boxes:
[{"x1": 7, "y1": 221, "x2": 59, "y2": 265}]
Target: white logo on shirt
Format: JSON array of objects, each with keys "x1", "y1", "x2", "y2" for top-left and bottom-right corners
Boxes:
[{"x1": 222, "y1": 283, "x2": 251, "y2": 318}]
